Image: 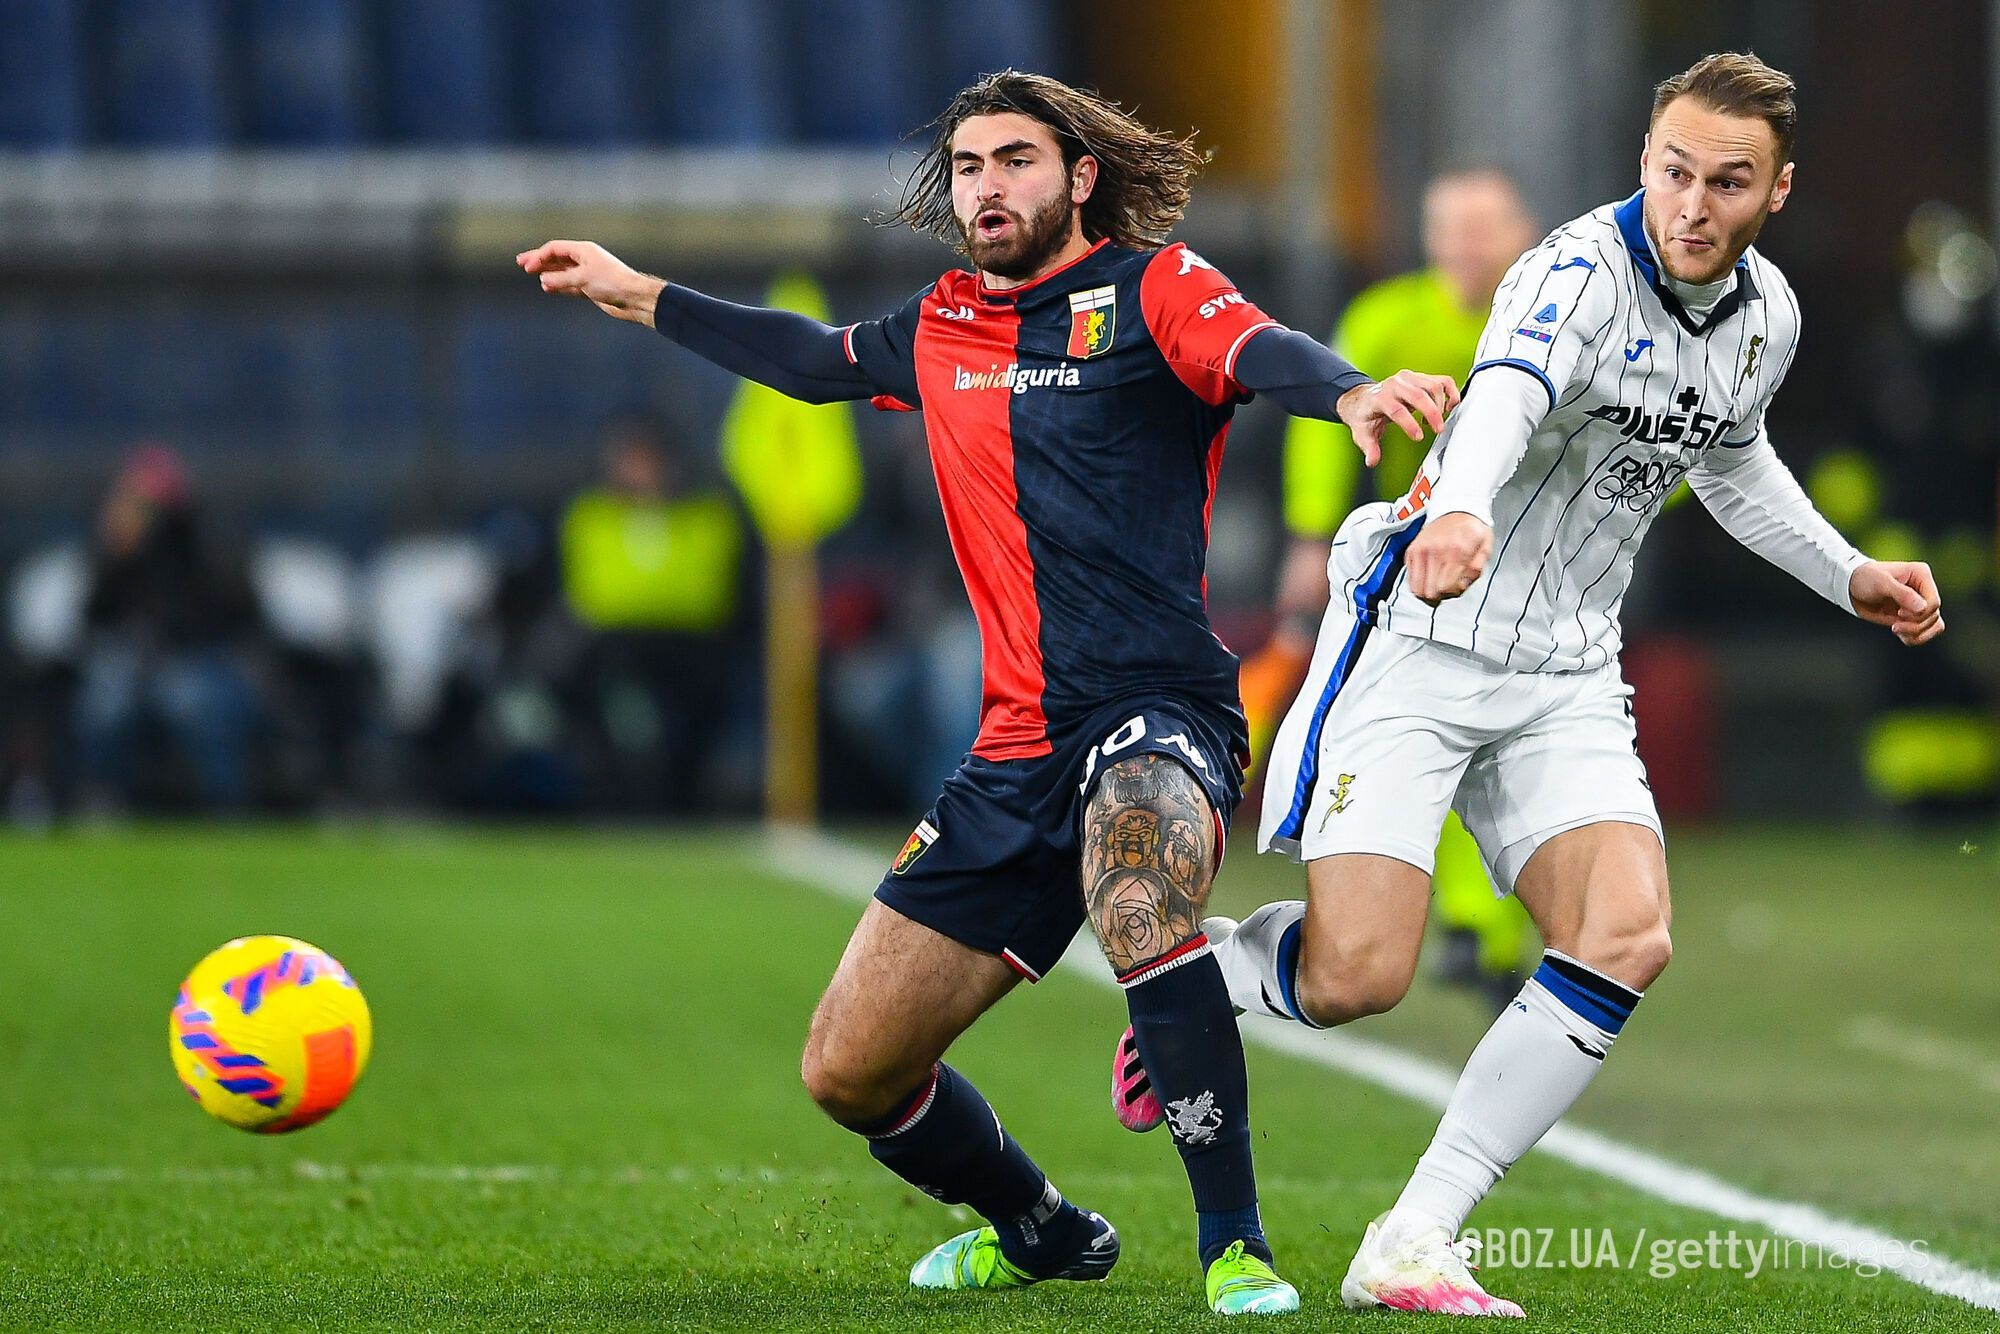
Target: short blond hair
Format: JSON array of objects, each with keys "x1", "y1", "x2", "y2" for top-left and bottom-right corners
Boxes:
[{"x1": 1652, "y1": 52, "x2": 1797, "y2": 162}]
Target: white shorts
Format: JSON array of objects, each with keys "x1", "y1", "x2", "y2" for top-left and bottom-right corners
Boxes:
[{"x1": 1258, "y1": 611, "x2": 1662, "y2": 895}]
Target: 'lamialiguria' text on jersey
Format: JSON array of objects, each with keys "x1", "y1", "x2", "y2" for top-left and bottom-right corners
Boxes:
[
  {"x1": 843, "y1": 240, "x2": 1280, "y2": 759},
  {"x1": 1330, "y1": 190, "x2": 1802, "y2": 672}
]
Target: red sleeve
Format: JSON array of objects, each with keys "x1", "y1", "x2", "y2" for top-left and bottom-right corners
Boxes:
[{"x1": 1138, "y1": 243, "x2": 1284, "y2": 406}]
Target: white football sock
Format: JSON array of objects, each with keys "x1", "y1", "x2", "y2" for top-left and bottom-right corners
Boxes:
[
  {"x1": 1213, "y1": 900, "x2": 1313, "y2": 1024},
  {"x1": 1392, "y1": 951, "x2": 1642, "y2": 1233}
]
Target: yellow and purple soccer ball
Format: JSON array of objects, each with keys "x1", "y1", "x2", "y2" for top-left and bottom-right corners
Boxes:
[{"x1": 169, "y1": 935, "x2": 372, "y2": 1133}]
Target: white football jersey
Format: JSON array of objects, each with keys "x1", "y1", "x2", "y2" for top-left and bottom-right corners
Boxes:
[{"x1": 1329, "y1": 191, "x2": 1802, "y2": 672}]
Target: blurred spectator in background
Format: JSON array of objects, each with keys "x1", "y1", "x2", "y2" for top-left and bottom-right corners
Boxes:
[
  {"x1": 1839, "y1": 203, "x2": 2000, "y2": 814},
  {"x1": 1258, "y1": 168, "x2": 1540, "y2": 719},
  {"x1": 560, "y1": 415, "x2": 755, "y2": 814},
  {"x1": 1248, "y1": 168, "x2": 1542, "y2": 1009},
  {"x1": 74, "y1": 443, "x2": 266, "y2": 812}
]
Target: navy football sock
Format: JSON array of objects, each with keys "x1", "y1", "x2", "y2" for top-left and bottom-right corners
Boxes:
[
  {"x1": 861, "y1": 1062, "x2": 1096, "y2": 1275},
  {"x1": 1119, "y1": 940, "x2": 1270, "y2": 1269}
]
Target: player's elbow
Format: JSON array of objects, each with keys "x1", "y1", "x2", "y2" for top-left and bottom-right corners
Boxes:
[{"x1": 786, "y1": 379, "x2": 841, "y2": 405}]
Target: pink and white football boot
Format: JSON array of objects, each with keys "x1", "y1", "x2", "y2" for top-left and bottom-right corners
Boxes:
[
  {"x1": 1341, "y1": 1211, "x2": 1526, "y2": 1318},
  {"x1": 1109, "y1": 1025, "x2": 1162, "y2": 1132}
]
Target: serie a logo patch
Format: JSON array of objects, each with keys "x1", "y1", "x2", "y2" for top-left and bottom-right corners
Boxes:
[{"x1": 1066, "y1": 286, "x2": 1117, "y2": 358}]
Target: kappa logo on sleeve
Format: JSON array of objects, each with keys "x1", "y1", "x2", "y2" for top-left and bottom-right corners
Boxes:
[{"x1": 1176, "y1": 248, "x2": 1217, "y2": 276}]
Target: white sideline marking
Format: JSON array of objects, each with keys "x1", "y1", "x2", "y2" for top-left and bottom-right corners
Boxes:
[
  {"x1": 1845, "y1": 1015, "x2": 2000, "y2": 1095},
  {"x1": 765, "y1": 828, "x2": 2000, "y2": 1314}
]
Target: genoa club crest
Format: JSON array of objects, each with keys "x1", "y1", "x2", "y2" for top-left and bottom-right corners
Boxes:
[
  {"x1": 891, "y1": 819, "x2": 939, "y2": 876},
  {"x1": 1066, "y1": 286, "x2": 1117, "y2": 358}
]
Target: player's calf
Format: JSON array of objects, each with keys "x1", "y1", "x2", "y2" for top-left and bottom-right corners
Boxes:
[
  {"x1": 1295, "y1": 929, "x2": 1423, "y2": 1027},
  {"x1": 1515, "y1": 821, "x2": 1674, "y2": 992},
  {"x1": 803, "y1": 901, "x2": 1108, "y2": 1285},
  {"x1": 1269, "y1": 853, "x2": 1431, "y2": 1027},
  {"x1": 1084, "y1": 756, "x2": 1279, "y2": 1283},
  {"x1": 1386, "y1": 824, "x2": 1665, "y2": 1240}
]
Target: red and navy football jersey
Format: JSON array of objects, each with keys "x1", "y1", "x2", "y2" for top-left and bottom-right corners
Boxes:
[{"x1": 843, "y1": 239, "x2": 1281, "y2": 762}]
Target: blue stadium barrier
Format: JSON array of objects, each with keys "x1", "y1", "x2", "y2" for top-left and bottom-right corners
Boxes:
[
  {"x1": 521, "y1": 0, "x2": 641, "y2": 143},
  {"x1": 657, "y1": 0, "x2": 791, "y2": 144},
  {"x1": 383, "y1": 0, "x2": 509, "y2": 143},
  {"x1": 783, "y1": 0, "x2": 928, "y2": 143},
  {"x1": 0, "y1": 0, "x2": 87, "y2": 147},
  {"x1": 936, "y1": 0, "x2": 1058, "y2": 101},
  {"x1": 245, "y1": 0, "x2": 370, "y2": 146},
  {"x1": 106, "y1": 0, "x2": 232, "y2": 145}
]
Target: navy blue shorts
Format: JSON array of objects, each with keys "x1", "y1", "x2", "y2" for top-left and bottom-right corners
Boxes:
[{"x1": 873, "y1": 696, "x2": 1243, "y2": 982}]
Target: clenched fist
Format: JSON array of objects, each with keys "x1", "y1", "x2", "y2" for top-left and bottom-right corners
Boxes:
[
  {"x1": 1405, "y1": 511, "x2": 1493, "y2": 605},
  {"x1": 516, "y1": 240, "x2": 666, "y2": 326},
  {"x1": 1849, "y1": 561, "x2": 1945, "y2": 646}
]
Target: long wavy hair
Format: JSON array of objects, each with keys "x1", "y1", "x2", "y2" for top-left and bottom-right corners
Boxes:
[{"x1": 883, "y1": 70, "x2": 1207, "y2": 253}]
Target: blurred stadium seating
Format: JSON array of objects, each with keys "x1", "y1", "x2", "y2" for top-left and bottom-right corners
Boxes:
[{"x1": 0, "y1": 0, "x2": 1989, "y2": 822}]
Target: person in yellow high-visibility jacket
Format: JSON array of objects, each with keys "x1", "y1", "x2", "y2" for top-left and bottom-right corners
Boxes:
[
  {"x1": 1248, "y1": 169, "x2": 1540, "y2": 1008},
  {"x1": 561, "y1": 416, "x2": 752, "y2": 814}
]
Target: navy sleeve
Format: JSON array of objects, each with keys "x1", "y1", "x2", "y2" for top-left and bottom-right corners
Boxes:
[
  {"x1": 654, "y1": 284, "x2": 874, "y2": 404},
  {"x1": 1231, "y1": 326, "x2": 1372, "y2": 421},
  {"x1": 840, "y1": 286, "x2": 929, "y2": 409}
]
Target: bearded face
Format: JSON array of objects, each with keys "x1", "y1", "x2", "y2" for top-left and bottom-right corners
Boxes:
[
  {"x1": 948, "y1": 111, "x2": 1090, "y2": 282},
  {"x1": 962, "y1": 188, "x2": 1076, "y2": 280}
]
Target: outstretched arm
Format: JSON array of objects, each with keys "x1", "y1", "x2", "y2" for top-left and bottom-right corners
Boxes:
[
  {"x1": 1403, "y1": 368, "x2": 1546, "y2": 603},
  {"x1": 1691, "y1": 433, "x2": 1943, "y2": 645},
  {"x1": 517, "y1": 239, "x2": 873, "y2": 404},
  {"x1": 1232, "y1": 327, "x2": 1458, "y2": 467}
]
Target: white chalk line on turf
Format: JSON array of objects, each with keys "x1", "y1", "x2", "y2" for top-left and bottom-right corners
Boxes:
[{"x1": 763, "y1": 827, "x2": 2000, "y2": 1315}]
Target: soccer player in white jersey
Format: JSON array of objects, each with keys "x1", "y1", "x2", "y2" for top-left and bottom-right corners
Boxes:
[{"x1": 1111, "y1": 52, "x2": 1945, "y2": 1317}]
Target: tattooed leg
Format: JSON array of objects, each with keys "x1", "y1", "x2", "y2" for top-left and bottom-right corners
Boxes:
[
  {"x1": 1082, "y1": 754, "x2": 1217, "y2": 973},
  {"x1": 1083, "y1": 754, "x2": 1271, "y2": 1269}
]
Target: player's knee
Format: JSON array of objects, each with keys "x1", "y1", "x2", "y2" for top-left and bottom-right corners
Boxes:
[
  {"x1": 1295, "y1": 949, "x2": 1415, "y2": 1026},
  {"x1": 799, "y1": 1038, "x2": 906, "y2": 1129},
  {"x1": 1625, "y1": 919, "x2": 1673, "y2": 988},
  {"x1": 1570, "y1": 911, "x2": 1672, "y2": 991}
]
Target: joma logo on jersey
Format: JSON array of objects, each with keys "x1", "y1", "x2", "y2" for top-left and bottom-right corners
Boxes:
[
  {"x1": 1593, "y1": 449, "x2": 1692, "y2": 512},
  {"x1": 1586, "y1": 387, "x2": 1734, "y2": 450},
  {"x1": 953, "y1": 362, "x2": 1083, "y2": 394},
  {"x1": 1066, "y1": 285, "x2": 1117, "y2": 358}
]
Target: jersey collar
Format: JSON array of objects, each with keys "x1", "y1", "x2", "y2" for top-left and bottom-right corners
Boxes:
[
  {"x1": 974, "y1": 237, "x2": 1113, "y2": 304},
  {"x1": 1613, "y1": 190, "x2": 1759, "y2": 337}
]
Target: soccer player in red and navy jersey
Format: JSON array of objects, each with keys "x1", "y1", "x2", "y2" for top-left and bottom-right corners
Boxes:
[{"x1": 519, "y1": 70, "x2": 1454, "y2": 1316}]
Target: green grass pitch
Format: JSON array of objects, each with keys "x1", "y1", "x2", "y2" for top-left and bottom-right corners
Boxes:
[{"x1": 2, "y1": 824, "x2": 1993, "y2": 1330}]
